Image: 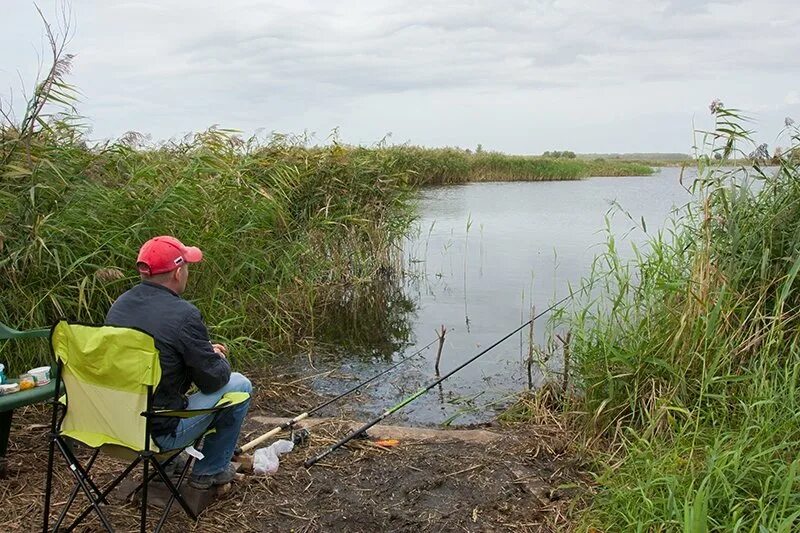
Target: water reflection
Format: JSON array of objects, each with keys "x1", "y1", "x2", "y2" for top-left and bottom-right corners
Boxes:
[
  {"x1": 311, "y1": 273, "x2": 417, "y2": 360},
  {"x1": 303, "y1": 168, "x2": 700, "y2": 425}
]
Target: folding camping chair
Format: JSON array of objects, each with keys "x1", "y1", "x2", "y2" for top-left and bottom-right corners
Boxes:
[{"x1": 42, "y1": 320, "x2": 250, "y2": 532}]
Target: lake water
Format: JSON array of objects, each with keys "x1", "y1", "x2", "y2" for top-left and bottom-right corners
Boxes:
[{"x1": 306, "y1": 167, "x2": 698, "y2": 425}]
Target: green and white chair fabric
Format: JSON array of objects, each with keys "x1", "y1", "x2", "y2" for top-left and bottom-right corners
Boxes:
[{"x1": 42, "y1": 320, "x2": 249, "y2": 532}]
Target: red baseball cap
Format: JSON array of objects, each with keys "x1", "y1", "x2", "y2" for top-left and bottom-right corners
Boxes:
[{"x1": 136, "y1": 236, "x2": 203, "y2": 275}]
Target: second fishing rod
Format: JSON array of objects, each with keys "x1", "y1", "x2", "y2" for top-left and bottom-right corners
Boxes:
[{"x1": 304, "y1": 289, "x2": 578, "y2": 467}]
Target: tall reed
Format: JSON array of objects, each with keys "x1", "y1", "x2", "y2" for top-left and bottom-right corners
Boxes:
[
  {"x1": 378, "y1": 146, "x2": 653, "y2": 185},
  {"x1": 560, "y1": 106, "x2": 800, "y2": 530},
  {"x1": 1, "y1": 116, "x2": 417, "y2": 369}
]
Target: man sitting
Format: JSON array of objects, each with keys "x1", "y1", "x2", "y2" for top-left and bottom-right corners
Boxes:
[{"x1": 106, "y1": 235, "x2": 252, "y2": 489}]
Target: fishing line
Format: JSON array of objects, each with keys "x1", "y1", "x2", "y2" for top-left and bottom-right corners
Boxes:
[
  {"x1": 239, "y1": 336, "x2": 440, "y2": 453},
  {"x1": 303, "y1": 283, "x2": 589, "y2": 467}
]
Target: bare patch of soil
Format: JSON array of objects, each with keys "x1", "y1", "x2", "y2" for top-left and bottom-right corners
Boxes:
[{"x1": 0, "y1": 374, "x2": 588, "y2": 532}]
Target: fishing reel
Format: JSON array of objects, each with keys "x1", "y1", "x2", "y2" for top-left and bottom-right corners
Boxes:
[{"x1": 290, "y1": 427, "x2": 311, "y2": 446}]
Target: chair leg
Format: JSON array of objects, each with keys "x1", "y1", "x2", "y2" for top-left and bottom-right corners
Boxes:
[
  {"x1": 126, "y1": 463, "x2": 160, "y2": 496},
  {"x1": 52, "y1": 449, "x2": 101, "y2": 532},
  {"x1": 64, "y1": 456, "x2": 142, "y2": 532},
  {"x1": 141, "y1": 454, "x2": 149, "y2": 533},
  {"x1": 54, "y1": 438, "x2": 114, "y2": 532},
  {"x1": 122, "y1": 451, "x2": 198, "y2": 528},
  {"x1": 153, "y1": 455, "x2": 197, "y2": 532},
  {"x1": 0, "y1": 410, "x2": 12, "y2": 474},
  {"x1": 76, "y1": 450, "x2": 108, "y2": 503},
  {"x1": 128, "y1": 449, "x2": 182, "y2": 496},
  {"x1": 42, "y1": 419, "x2": 55, "y2": 533},
  {"x1": 58, "y1": 445, "x2": 107, "y2": 502}
]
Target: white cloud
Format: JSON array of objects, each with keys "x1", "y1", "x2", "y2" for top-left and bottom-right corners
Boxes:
[{"x1": 2, "y1": 0, "x2": 799, "y2": 152}]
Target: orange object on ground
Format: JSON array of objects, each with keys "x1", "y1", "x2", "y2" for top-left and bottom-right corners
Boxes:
[{"x1": 372, "y1": 439, "x2": 400, "y2": 447}]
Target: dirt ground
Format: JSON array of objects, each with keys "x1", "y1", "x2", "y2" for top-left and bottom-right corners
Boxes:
[{"x1": 0, "y1": 374, "x2": 588, "y2": 532}]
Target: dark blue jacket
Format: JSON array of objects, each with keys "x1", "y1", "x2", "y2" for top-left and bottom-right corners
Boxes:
[{"x1": 105, "y1": 281, "x2": 231, "y2": 436}]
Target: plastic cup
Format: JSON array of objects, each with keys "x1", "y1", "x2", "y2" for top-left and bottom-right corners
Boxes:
[
  {"x1": 18, "y1": 374, "x2": 35, "y2": 391},
  {"x1": 28, "y1": 366, "x2": 51, "y2": 386}
]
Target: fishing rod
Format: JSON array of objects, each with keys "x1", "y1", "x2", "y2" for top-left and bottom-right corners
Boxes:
[
  {"x1": 303, "y1": 289, "x2": 579, "y2": 468},
  {"x1": 238, "y1": 336, "x2": 440, "y2": 454}
]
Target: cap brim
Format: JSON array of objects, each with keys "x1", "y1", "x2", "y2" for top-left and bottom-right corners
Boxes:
[{"x1": 183, "y1": 246, "x2": 203, "y2": 263}]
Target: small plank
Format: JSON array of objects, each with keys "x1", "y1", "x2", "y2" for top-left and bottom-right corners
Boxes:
[
  {"x1": 113, "y1": 463, "x2": 245, "y2": 514},
  {"x1": 249, "y1": 415, "x2": 501, "y2": 444},
  {"x1": 143, "y1": 481, "x2": 223, "y2": 515}
]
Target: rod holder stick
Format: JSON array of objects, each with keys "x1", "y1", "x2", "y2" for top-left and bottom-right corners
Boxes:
[
  {"x1": 434, "y1": 325, "x2": 447, "y2": 376},
  {"x1": 527, "y1": 306, "x2": 535, "y2": 390}
]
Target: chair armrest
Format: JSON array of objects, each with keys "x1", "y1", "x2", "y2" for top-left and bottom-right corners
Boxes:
[
  {"x1": 142, "y1": 390, "x2": 250, "y2": 419},
  {"x1": 15, "y1": 328, "x2": 50, "y2": 339},
  {"x1": 0, "y1": 323, "x2": 50, "y2": 340}
]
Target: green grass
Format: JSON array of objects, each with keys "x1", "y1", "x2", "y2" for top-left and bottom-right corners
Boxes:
[
  {"x1": 552, "y1": 108, "x2": 800, "y2": 530},
  {"x1": 378, "y1": 146, "x2": 654, "y2": 185},
  {"x1": 577, "y1": 153, "x2": 694, "y2": 168},
  {"x1": 0, "y1": 125, "x2": 420, "y2": 370},
  {"x1": 584, "y1": 158, "x2": 657, "y2": 177}
]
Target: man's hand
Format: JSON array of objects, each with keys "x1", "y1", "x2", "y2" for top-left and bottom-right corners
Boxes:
[{"x1": 212, "y1": 343, "x2": 228, "y2": 359}]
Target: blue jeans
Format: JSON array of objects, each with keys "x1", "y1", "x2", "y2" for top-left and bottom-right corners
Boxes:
[{"x1": 155, "y1": 372, "x2": 252, "y2": 476}]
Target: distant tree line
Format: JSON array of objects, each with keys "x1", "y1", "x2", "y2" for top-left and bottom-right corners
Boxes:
[{"x1": 542, "y1": 150, "x2": 577, "y2": 159}]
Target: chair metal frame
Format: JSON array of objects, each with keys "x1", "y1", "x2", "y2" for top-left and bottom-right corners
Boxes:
[{"x1": 42, "y1": 322, "x2": 235, "y2": 533}]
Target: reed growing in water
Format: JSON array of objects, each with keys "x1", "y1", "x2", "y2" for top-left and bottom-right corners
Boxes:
[
  {"x1": 375, "y1": 146, "x2": 653, "y2": 185},
  {"x1": 1, "y1": 125, "x2": 425, "y2": 370},
  {"x1": 556, "y1": 106, "x2": 800, "y2": 530},
  {"x1": 0, "y1": 42, "x2": 421, "y2": 370}
]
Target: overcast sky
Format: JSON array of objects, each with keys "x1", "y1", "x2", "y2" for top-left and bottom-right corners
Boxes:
[{"x1": 2, "y1": 0, "x2": 798, "y2": 153}]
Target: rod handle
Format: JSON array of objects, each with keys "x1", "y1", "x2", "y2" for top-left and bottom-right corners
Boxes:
[{"x1": 239, "y1": 412, "x2": 309, "y2": 453}]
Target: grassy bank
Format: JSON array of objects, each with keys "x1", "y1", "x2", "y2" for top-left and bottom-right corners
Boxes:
[
  {"x1": 0, "y1": 132, "x2": 651, "y2": 373},
  {"x1": 552, "y1": 109, "x2": 800, "y2": 530},
  {"x1": 0, "y1": 127, "x2": 421, "y2": 370},
  {"x1": 0, "y1": 136, "x2": 651, "y2": 371},
  {"x1": 377, "y1": 146, "x2": 653, "y2": 185},
  {"x1": 4, "y1": 134, "x2": 649, "y2": 373},
  {"x1": 578, "y1": 152, "x2": 694, "y2": 168}
]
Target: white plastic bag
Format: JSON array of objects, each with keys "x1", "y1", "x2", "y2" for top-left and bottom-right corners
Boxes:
[{"x1": 253, "y1": 439, "x2": 295, "y2": 475}]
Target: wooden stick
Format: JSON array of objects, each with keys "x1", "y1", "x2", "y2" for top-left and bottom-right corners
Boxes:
[
  {"x1": 561, "y1": 331, "x2": 572, "y2": 397},
  {"x1": 434, "y1": 325, "x2": 447, "y2": 375},
  {"x1": 527, "y1": 306, "x2": 535, "y2": 390}
]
